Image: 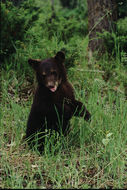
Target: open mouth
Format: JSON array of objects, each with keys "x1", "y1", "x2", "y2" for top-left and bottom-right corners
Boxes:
[{"x1": 48, "y1": 85, "x2": 57, "y2": 92}]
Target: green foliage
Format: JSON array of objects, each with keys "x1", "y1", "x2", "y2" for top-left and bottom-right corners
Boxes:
[
  {"x1": 1, "y1": 0, "x2": 88, "y2": 68},
  {"x1": 1, "y1": 2, "x2": 24, "y2": 59},
  {"x1": 22, "y1": 0, "x2": 88, "y2": 64},
  {"x1": 1, "y1": 0, "x2": 127, "y2": 65},
  {"x1": 116, "y1": 0, "x2": 127, "y2": 18},
  {"x1": 117, "y1": 17, "x2": 127, "y2": 51},
  {"x1": 96, "y1": 15, "x2": 127, "y2": 58},
  {"x1": 1, "y1": 1, "x2": 127, "y2": 188},
  {"x1": 1, "y1": 0, "x2": 43, "y2": 61},
  {"x1": 60, "y1": 0, "x2": 78, "y2": 9}
]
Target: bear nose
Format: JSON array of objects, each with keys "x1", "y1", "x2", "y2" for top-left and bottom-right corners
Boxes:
[{"x1": 48, "y1": 85, "x2": 54, "y2": 89}]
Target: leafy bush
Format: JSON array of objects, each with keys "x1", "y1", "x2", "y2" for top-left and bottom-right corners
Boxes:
[
  {"x1": 1, "y1": 0, "x2": 88, "y2": 68},
  {"x1": 97, "y1": 16, "x2": 127, "y2": 58},
  {"x1": 116, "y1": 0, "x2": 127, "y2": 18},
  {"x1": 60, "y1": 0, "x2": 78, "y2": 9},
  {"x1": 0, "y1": 0, "x2": 42, "y2": 61},
  {"x1": 5, "y1": 0, "x2": 88, "y2": 69},
  {"x1": 1, "y1": 2, "x2": 24, "y2": 60},
  {"x1": 117, "y1": 17, "x2": 127, "y2": 51}
]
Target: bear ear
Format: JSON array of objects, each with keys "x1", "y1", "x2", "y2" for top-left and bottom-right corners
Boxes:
[
  {"x1": 28, "y1": 59, "x2": 41, "y2": 70},
  {"x1": 55, "y1": 51, "x2": 65, "y2": 63}
]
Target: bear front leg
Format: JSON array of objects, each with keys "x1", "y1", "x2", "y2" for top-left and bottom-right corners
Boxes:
[
  {"x1": 72, "y1": 100, "x2": 91, "y2": 121},
  {"x1": 26, "y1": 109, "x2": 46, "y2": 149}
]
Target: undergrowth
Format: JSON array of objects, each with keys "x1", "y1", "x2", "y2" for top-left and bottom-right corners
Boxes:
[
  {"x1": 0, "y1": 43, "x2": 127, "y2": 188},
  {"x1": 0, "y1": 0, "x2": 127, "y2": 189}
]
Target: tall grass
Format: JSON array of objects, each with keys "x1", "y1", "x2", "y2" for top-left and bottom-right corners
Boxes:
[
  {"x1": 0, "y1": 39, "x2": 127, "y2": 188},
  {"x1": 1, "y1": 0, "x2": 127, "y2": 188}
]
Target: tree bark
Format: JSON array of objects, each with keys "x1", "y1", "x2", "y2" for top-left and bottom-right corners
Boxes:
[{"x1": 87, "y1": 0, "x2": 117, "y2": 56}]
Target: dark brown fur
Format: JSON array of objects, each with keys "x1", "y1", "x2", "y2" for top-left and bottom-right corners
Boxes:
[{"x1": 26, "y1": 51, "x2": 91, "y2": 151}]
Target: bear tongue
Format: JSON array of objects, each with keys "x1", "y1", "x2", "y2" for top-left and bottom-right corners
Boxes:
[{"x1": 50, "y1": 86, "x2": 57, "y2": 92}]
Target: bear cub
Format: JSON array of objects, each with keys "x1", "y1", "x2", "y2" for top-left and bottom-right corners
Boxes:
[{"x1": 26, "y1": 51, "x2": 91, "y2": 150}]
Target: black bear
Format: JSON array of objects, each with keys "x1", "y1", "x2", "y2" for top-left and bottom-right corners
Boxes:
[{"x1": 26, "y1": 51, "x2": 91, "y2": 150}]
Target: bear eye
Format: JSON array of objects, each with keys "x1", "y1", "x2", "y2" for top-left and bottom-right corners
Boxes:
[{"x1": 42, "y1": 72, "x2": 46, "y2": 78}]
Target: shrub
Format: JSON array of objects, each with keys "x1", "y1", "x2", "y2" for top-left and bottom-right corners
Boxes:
[{"x1": 1, "y1": 0, "x2": 41, "y2": 61}]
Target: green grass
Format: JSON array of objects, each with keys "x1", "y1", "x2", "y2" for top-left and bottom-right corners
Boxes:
[
  {"x1": 1, "y1": 0, "x2": 127, "y2": 188},
  {"x1": 0, "y1": 50, "x2": 127, "y2": 189}
]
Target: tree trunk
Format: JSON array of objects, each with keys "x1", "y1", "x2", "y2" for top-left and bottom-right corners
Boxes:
[{"x1": 87, "y1": 0, "x2": 117, "y2": 56}]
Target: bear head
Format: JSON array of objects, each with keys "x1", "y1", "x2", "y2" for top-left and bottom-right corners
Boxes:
[{"x1": 28, "y1": 51, "x2": 67, "y2": 93}]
